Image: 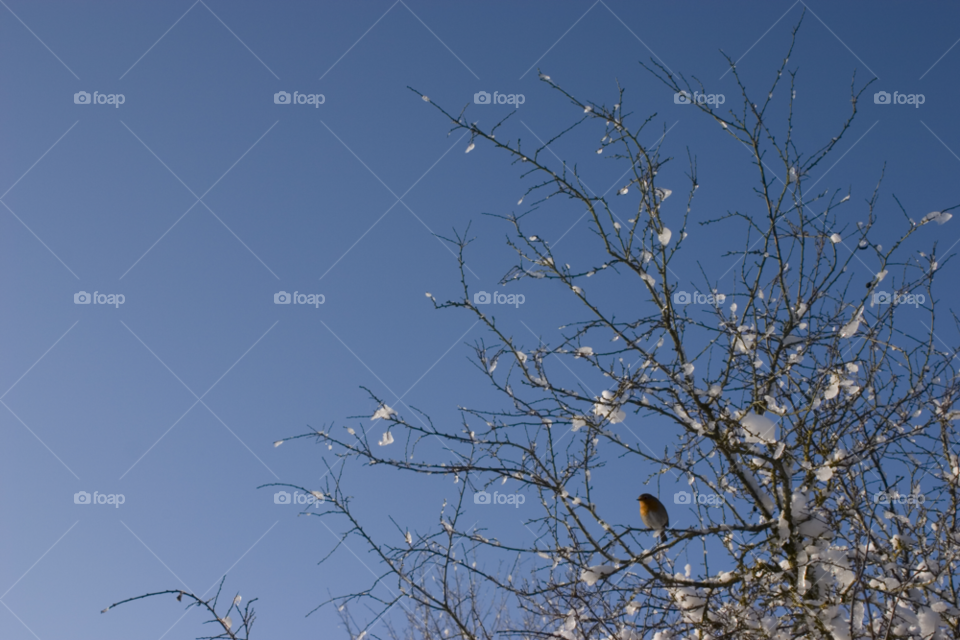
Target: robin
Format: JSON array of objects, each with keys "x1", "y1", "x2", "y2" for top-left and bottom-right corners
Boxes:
[{"x1": 638, "y1": 493, "x2": 669, "y2": 540}]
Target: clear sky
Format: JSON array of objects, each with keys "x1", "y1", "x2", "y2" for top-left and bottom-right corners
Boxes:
[{"x1": 2, "y1": 2, "x2": 959, "y2": 638}]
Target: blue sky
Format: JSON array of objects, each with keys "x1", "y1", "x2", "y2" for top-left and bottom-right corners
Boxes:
[{"x1": 2, "y1": 1, "x2": 960, "y2": 638}]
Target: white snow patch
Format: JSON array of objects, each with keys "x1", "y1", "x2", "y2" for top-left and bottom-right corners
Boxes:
[{"x1": 372, "y1": 405, "x2": 397, "y2": 421}]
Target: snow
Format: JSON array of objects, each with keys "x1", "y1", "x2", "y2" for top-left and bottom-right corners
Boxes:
[
  {"x1": 658, "y1": 228, "x2": 672, "y2": 245},
  {"x1": 918, "y1": 607, "x2": 942, "y2": 637},
  {"x1": 580, "y1": 564, "x2": 617, "y2": 585},
  {"x1": 672, "y1": 586, "x2": 707, "y2": 624},
  {"x1": 782, "y1": 334, "x2": 804, "y2": 346},
  {"x1": 839, "y1": 310, "x2": 863, "y2": 338},
  {"x1": 830, "y1": 233, "x2": 842, "y2": 243},
  {"x1": 592, "y1": 391, "x2": 626, "y2": 424},
  {"x1": 922, "y1": 211, "x2": 953, "y2": 225},
  {"x1": 575, "y1": 346, "x2": 594, "y2": 357},
  {"x1": 378, "y1": 431, "x2": 395, "y2": 446},
  {"x1": 820, "y1": 608, "x2": 850, "y2": 640},
  {"x1": 733, "y1": 328, "x2": 756, "y2": 354},
  {"x1": 741, "y1": 412, "x2": 777, "y2": 444},
  {"x1": 465, "y1": 142, "x2": 475, "y2": 153},
  {"x1": 824, "y1": 376, "x2": 840, "y2": 400},
  {"x1": 371, "y1": 404, "x2": 397, "y2": 421}
]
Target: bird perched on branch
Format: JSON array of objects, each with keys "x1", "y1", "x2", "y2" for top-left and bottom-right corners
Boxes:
[{"x1": 638, "y1": 493, "x2": 669, "y2": 541}]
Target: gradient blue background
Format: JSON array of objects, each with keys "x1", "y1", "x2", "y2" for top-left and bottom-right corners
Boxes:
[{"x1": 2, "y1": 1, "x2": 959, "y2": 638}]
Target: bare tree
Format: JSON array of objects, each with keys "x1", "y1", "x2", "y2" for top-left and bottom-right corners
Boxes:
[
  {"x1": 112, "y1": 17, "x2": 960, "y2": 640},
  {"x1": 102, "y1": 578, "x2": 254, "y2": 639}
]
